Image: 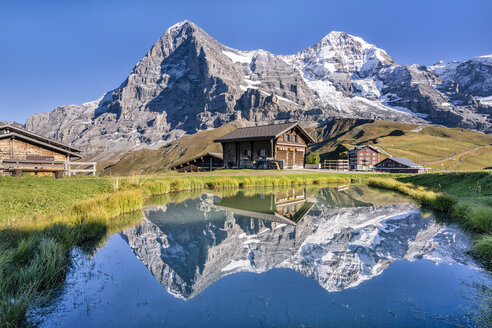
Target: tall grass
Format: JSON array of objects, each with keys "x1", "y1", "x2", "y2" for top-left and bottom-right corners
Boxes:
[{"x1": 368, "y1": 178, "x2": 457, "y2": 212}]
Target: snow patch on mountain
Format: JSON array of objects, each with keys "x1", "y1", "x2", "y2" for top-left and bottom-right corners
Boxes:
[{"x1": 223, "y1": 50, "x2": 255, "y2": 64}]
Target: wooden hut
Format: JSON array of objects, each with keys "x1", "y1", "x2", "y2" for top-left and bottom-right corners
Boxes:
[
  {"x1": 214, "y1": 122, "x2": 314, "y2": 169},
  {"x1": 171, "y1": 152, "x2": 224, "y2": 172},
  {"x1": 0, "y1": 124, "x2": 90, "y2": 178},
  {"x1": 374, "y1": 157, "x2": 427, "y2": 173}
]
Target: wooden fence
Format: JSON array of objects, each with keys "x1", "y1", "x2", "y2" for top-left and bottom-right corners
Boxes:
[
  {"x1": 321, "y1": 159, "x2": 349, "y2": 171},
  {"x1": 65, "y1": 161, "x2": 97, "y2": 176}
]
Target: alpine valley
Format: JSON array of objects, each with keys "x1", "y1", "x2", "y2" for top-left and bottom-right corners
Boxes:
[{"x1": 24, "y1": 20, "x2": 492, "y2": 161}]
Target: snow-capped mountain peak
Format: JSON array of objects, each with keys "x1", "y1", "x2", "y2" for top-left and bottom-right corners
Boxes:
[{"x1": 24, "y1": 20, "x2": 492, "y2": 156}]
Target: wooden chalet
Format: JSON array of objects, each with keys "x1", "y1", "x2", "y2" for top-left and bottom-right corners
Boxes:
[
  {"x1": 214, "y1": 122, "x2": 315, "y2": 169},
  {"x1": 374, "y1": 157, "x2": 427, "y2": 173},
  {"x1": 171, "y1": 152, "x2": 224, "y2": 172},
  {"x1": 348, "y1": 145, "x2": 382, "y2": 171},
  {"x1": 0, "y1": 124, "x2": 94, "y2": 178}
]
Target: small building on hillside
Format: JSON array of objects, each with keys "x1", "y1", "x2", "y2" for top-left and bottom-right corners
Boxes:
[
  {"x1": 348, "y1": 145, "x2": 382, "y2": 171},
  {"x1": 171, "y1": 152, "x2": 224, "y2": 172},
  {"x1": 374, "y1": 157, "x2": 427, "y2": 173},
  {"x1": 214, "y1": 122, "x2": 315, "y2": 169},
  {"x1": 0, "y1": 124, "x2": 89, "y2": 178}
]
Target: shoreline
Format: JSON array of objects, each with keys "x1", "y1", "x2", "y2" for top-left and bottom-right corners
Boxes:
[{"x1": 0, "y1": 171, "x2": 490, "y2": 326}]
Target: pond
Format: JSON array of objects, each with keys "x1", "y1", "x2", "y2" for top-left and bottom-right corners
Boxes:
[{"x1": 30, "y1": 186, "x2": 490, "y2": 327}]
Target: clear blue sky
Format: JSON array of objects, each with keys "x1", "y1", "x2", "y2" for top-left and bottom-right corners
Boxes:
[{"x1": 1, "y1": 0, "x2": 491, "y2": 123}]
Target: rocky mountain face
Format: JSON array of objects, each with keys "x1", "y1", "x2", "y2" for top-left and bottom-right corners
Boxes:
[
  {"x1": 120, "y1": 191, "x2": 474, "y2": 300},
  {"x1": 24, "y1": 20, "x2": 492, "y2": 157}
]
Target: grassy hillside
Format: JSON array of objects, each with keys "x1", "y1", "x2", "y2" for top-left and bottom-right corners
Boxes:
[
  {"x1": 100, "y1": 118, "x2": 492, "y2": 175},
  {"x1": 101, "y1": 122, "x2": 243, "y2": 176},
  {"x1": 309, "y1": 119, "x2": 492, "y2": 171}
]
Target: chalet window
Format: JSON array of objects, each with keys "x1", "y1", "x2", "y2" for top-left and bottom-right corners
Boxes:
[
  {"x1": 293, "y1": 135, "x2": 298, "y2": 143},
  {"x1": 243, "y1": 150, "x2": 251, "y2": 157},
  {"x1": 284, "y1": 134, "x2": 289, "y2": 142},
  {"x1": 258, "y1": 149, "x2": 266, "y2": 157}
]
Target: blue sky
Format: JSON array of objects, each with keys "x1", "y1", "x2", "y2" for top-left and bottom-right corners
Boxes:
[{"x1": 1, "y1": 0, "x2": 491, "y2": 123}]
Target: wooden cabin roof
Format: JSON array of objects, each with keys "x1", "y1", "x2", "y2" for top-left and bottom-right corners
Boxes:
[
  {"x1": 214, "y1": 122, "x2": 315, "y2": 143},
  {"x1": 170, "y1": 152, "x2": 223, "y2": 170},
  {"x1": 0, "y1": 124, "x2": 82, "y2": 158},
  {"x1": 375, "y1": 157, "x2": 422, "y2": 168}
]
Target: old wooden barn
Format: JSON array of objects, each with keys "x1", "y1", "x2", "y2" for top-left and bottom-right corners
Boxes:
[
  {"x1": 214, "y1": 122, "x2": 314, "y2": 169},
  {"x1": 374, "y1": 157, "x2": 427, "y2": 173},
  {"x1": 0, "y1": 124, "x2": 93, "y2": 178},
  {"x1": 170, "y1": 152, "x2": 224, "y2": 172}
]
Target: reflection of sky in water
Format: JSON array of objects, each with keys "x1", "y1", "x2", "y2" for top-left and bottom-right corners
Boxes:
[{"x1": 31, "y1": 187, "x2": 491, "y2": 328}]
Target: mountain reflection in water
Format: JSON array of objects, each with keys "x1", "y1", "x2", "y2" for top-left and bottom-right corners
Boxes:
[{"x1": 119, "y1": 186, "x2": 475, "y2": 300}]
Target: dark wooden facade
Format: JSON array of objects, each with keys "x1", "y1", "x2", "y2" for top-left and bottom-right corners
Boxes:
[
  {"x1": 348, "y1": 145, "x2": 382, "y2": 171},
  {"x1": 171, "y1": 152, "x2": 224, "y2": 172},
  {"x1": 374, "y1": 157, "x2": 427, "y2": 173},
  {"x1": 214, "y1": 123, "x2": 315, "y2": 169},
  {"x1": 0, "y1": 125, "x2": 82, "y2": 177}
]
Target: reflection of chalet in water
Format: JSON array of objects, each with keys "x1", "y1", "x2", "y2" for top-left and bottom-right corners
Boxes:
[
  {"x1": 214, "y1": 122, "x2": 314, "y2": 169},
  {"x1": 214, "y1": 189, "x2": 314, "y2": 225},
  {"x1": 171, "y1": 152, "x2": 223, "y2": 172}
]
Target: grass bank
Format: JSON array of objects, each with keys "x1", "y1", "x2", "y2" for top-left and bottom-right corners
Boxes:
[
  {"x1": 3, "y1": 171, "x2": 489, "y2": 326},
  {"x1": 368, "y1": 172, "x2": 492, "y2": 266},
  {"x1": 0, "y1": 172, "x2": 363, "y2": 327}
]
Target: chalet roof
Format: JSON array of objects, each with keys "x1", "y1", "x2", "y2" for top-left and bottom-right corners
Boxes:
[
  {"x1": 170, "y1": 152, "x2": 223, "y2": 169},
  {"x1": 0, "y1": 124, "x2": 82, "y2": 158},
  {"x1": 207, "y1": 152, "x2": 223, "y2": 159},
  {"x1": 214, "y1": 122, "x2": 315, "y2": 143},
  {"x1": 379, "y1": 157, "x2": 422, "y2": 168}
]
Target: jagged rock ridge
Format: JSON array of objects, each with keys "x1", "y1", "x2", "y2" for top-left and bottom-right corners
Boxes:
[{"x1": 25, "y1": 21, "x2": 492, "y2": 157}]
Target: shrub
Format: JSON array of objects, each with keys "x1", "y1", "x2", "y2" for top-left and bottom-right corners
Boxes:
[{"x1": 306, "y1": 151, "x2": 320, "y2": 164}]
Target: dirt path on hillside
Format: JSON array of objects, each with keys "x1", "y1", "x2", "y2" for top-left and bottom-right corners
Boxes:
[{"x1": 423, "y1": 146, "x2": 485, "y2": 164}]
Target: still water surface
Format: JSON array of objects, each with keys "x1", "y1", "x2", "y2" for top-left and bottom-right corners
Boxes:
[{"x1": 32, "y1": 186, "x2": 490, "y2": 327}]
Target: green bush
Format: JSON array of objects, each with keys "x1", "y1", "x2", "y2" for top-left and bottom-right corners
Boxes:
[{"x1": 306, "y1": 151, "x2": 320, "y2": 164}]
